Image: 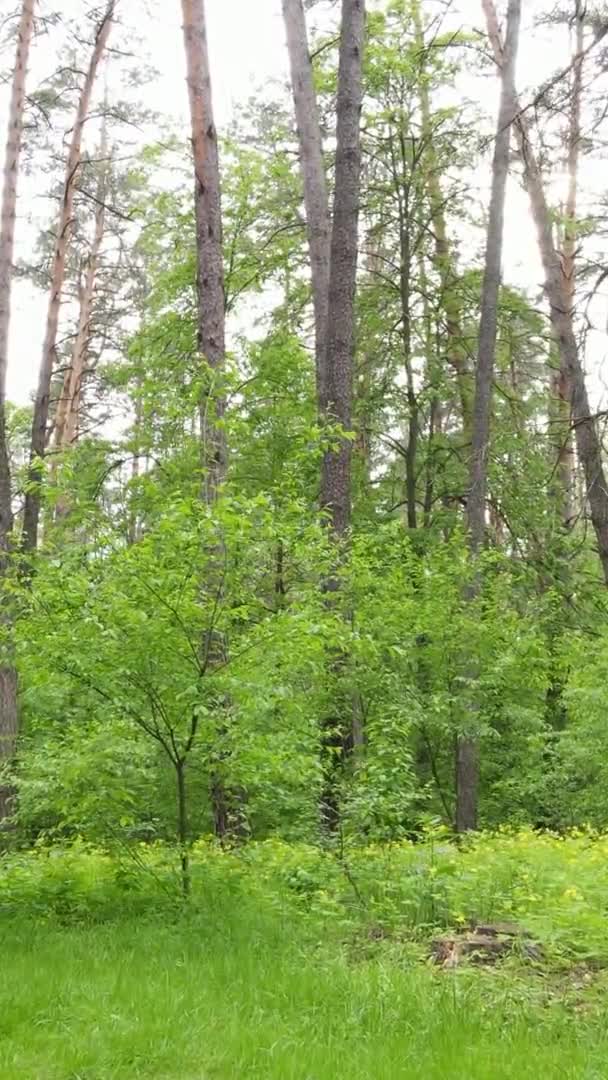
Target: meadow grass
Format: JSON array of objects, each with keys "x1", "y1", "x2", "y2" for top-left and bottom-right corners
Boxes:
[
  {"x1": 2, "y1": 832, "x2": 608, "y2": 1078},
  {"x1": 1, "y1": 909, "x2": 608, "y2": 1079}
]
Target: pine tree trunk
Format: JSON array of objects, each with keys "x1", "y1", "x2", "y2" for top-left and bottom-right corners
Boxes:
[
  {"x1": 22, "y1": 0, "x2": 115, "y2": 553},
  {"x1": 455, "y1": 0, "x2": 521, "y2": 833},
  {"x1": 551, "y1": 1, "x2": 584, "y2": 526},
  {"x1": 319, "y1": 0, "x2": 365, "y2": 830},
  {"x1": 54, "y1": 123, "x2": 109, "y2": 464},
  {"x1": 0, "y1": 0, "x2": 35, "y2": 824},
  {"x1": 282, "y1": 0, "x2": 331, "y2": 408},
  {"x1": 320, "y1": 0, "x2": 365, "y2": 542},
  {"x1": 182, "y1": 0, "x2": 240, "y2": 841},
  {"x1": 483, "y1": 0, "x2": 608, "y2": 587}
]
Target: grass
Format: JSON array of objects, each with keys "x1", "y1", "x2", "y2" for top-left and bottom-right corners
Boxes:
[
  {"x1": 2, "y1": 832, "x2": 608, "y2": 1077},
  {"x1": 1, "y1": 912, "x2": 608, "y2": 1078}
]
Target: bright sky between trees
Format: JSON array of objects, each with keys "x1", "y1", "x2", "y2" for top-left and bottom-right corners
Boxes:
[{"x1": 1, "y1": 0, "x2": 606, "y2": 407}]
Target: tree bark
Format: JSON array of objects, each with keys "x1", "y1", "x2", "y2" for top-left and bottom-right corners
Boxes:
[
  {"x1": 0, "y1": 0, "x2": 35, "y2": 823},
  {"x1": 455, "y1": 0, "x2": 521, "y2": 833},
  {"x1": 182, "y1": 0, "x2": 238, "y2": 840},
  {"x1": 319, "y1": 0, "x2": 365, "y2": 831},
  {"x1": 282, "y1": 0, "x2": 331, "y2": 408},
  {"x1": 54, "y1": 138, "x2": 108, "y2": 459},
  {"x1": 483, "y1": 0, "x2": 608, "y2": 587},
  {"x1": 22, "y1": 0, "x2": 115, "y2": 554},
  {"x1": 181, "y1": 0, "x2": 226, "y2": 499},
  {"x1": 320, "y1": 0, "x2": 365, "y2": 541},
  {"x1": 551, "y1": 0, "x2": 584, "y2": 526}
]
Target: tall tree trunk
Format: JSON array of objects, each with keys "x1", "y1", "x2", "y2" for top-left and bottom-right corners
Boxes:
[
  {"x1": 54, "y1": 142, "x2": 108, "y2": 463},
  {"x1": 22, "y1": 0, "x2": 115, "y2": 554},
  {"x1": 412, "y1": 0, "x2": 472, "y2": 440},
  {"x1": 319, "y1": 0, "x2": 365, "y2": 830},
  {"x1": 455, "y1": 0, "x2": 521, "y2": 833},
  {"x1": 0, "y1": 0, "x2": 36, "y2": 824},
  {"x1": 484, "y1": 0, "x2": 608, "y2": 587},
  {"x1": 551, "y1": 1, "x2": 584, "y2": 526},
  {"x1": 182, "y1": 0, "x2": 238, "y2": 840},
  {"x1": 281, "y1": 0, "x2": 331, "y2": 408},
  {"x1": 320, "y1": 0, "x2": 365, "y2": 541},
  {"x1": 396, "y1": 129, "x2": 417, "y2": 530},
  {"x1": 54, "y1": 109, "x2": 109, "y2": 462},
  {"x1": 181, "y1": 0, "x2": 226, "y2": 496}
]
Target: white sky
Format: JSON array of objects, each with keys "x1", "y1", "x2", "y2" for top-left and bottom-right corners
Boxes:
[{"x1": 1, "y1": 0, "x2": 606, "y2": 407}]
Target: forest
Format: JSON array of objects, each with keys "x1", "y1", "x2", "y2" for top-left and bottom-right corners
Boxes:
[{"x1": 2, "y1": 0, "x2": 608, "y2": 1076}]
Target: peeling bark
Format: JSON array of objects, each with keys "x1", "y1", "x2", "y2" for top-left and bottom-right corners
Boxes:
[{"x1": 22, "y1": 0, "x2": 115, "y2": 553}]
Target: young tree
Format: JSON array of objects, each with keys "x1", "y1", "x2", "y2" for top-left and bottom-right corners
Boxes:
[
  {"x1": 0, "y1": 0, "x2": 35, "y2": 821},
  {"x1": 282, "y1": 0, "x2": 331, "y2": 406},
  {"x1": 456, "y1": 0, "x2": 521, "y2": 833},
  {"x1": 22, "y1": 0, "x2": 116, "y2": 553}
]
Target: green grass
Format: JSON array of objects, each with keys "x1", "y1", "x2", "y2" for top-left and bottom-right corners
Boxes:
[
  {"x1": 1, "y1": 908, "x2": 608, "y2": 1079},
  {"x1": 3, "y1": 832, "x2": 608, "y2": 1078}
]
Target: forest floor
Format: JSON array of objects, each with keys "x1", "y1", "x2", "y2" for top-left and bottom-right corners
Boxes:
[{"x1": 1, "y1": 832, "x2": 608, "y2": 1078}]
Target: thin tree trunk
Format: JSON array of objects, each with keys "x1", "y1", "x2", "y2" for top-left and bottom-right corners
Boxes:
[
  {"x1": 282, "y1": 0, "x2": 331, "y2": 408},
  {"x1": 419, "y1": 249, "x2": 442, "y2": 527},
  {"x1": 319, "y1": 0, "x2": 365, "y2": 830},
  {"x1": 484, "y1": 0, "x2": 608, "y2": 587},
  {"x1": 182, "y1": 0, "x2": 239, "y2": 840},
  {"x1": 455, "y1": 0, "x2": 521, "y2": 833},
  {"x1": 551, "y1": 1, "x2": 584, "y2": 526},
  {"x1": 396, "y1": 130, "x2": 417, "y2": 530},
  {"x1": 412, "y1": 0, "x2": 472, "y2": 440},
  {"x1": 181, "y1": 0, "x2": 226, "y2": 495},
  {"x1": 22, "y1": 0, "x2": 115, "y2": 554},
  {"x1": 54, "y1": 127, "x2": 109, "y2": 460},
  {"x1": 175, "y1": 758, "x2": 191, "y2": 898},
  {"x1": 0, "y1": 0, "x2": 35, "y2": 824}
]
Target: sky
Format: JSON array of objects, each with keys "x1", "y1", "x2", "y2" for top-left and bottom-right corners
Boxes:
[{"x1": 1, "y1": 0, "x2": 606, "y2": 408}]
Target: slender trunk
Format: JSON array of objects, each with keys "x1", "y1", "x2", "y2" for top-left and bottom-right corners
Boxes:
[
  {"x1": 484, "y1": 0, "x2": 608, "y2": 587},
  {"x1": 182, "y1": 0, "x2": 240, "y2": 840},
  {"x1": 320, "y1": 0, "x2": 365, "y2": 541},
  {"x1": 54, "y1": 128, "x2": 109, "y2": 460},
  {"x1": 455, "y1": 0, "x2": 521, "y2": 833},
  {"x1": 281, "y1": 0, "x2": 331, "y2": 407},
  {"x1": 127, "y1": 391, "x2": 143, "y2": 546},
  {"x1": 0, "y1": 0, "x2": 35, "y2": 823},
  {"x1": 319, "y1": 0, "x2": 365, "y2": 830},
  {"x1": 22, "y1": 0, "x2": 115, "y2": 553},
  {"x1": 552, "y1": 2, "x2": 584, "y2": 526},
  {"x1": 181, "y1": 0, "x2": 226, "y2": 495},
  {"x1": 354, "y1": 227, "x2": 383, "y2": 498},
  {"x1": 396, "y1": 133, "x2": 417, "y2": 530},
  {"x1": 418, "y1": 250, "x2": 442, "y2": 527},
  {"x1": 175, "y1": 758, "x2": 191, "y2": 898},
  {"x1": 412, "y1": 0, "x2": 472, "y2": 440}
]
